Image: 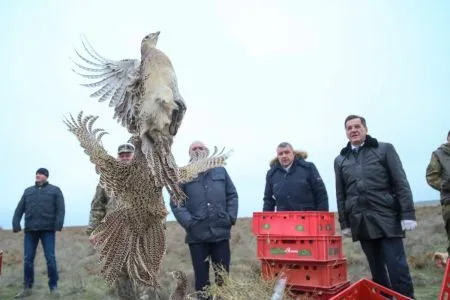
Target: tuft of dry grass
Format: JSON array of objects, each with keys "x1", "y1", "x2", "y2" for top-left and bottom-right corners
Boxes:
[{"x1": 206, "y1": 263, "x2": 288, "y2": 300}]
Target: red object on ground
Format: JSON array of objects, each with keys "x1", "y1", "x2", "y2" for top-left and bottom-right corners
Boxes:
[
  {"x1": 257, "y1": 235, "x2": 343, "y2": 262},
  {"x1": 252, "y1": 212, "x2": 336, "y2": 236},
  {"x1": 439, "y1": 258, "x2": 450, "y2": 300},
  {"x1": 328, "y1": 278, "x2": 413, "y2": 300},
  {"x1": 261, "y1": 259, "x2": 348, "y2": 289},
  {"x1": 288, "y1": 281, "x2": 351, "y2": 299}
]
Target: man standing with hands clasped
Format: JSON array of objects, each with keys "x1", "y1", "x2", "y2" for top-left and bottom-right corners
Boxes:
[
  {"x1": 334, "y1": 115, "x2": 416, "y2": 299},
  {"x1": 12, "y1": 168, "x2": 65, "y2": 298}
]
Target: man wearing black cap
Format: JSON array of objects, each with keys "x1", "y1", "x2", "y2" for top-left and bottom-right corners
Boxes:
[{"x1": 12, "y1": 168, "x2": 65, "y2": 298}]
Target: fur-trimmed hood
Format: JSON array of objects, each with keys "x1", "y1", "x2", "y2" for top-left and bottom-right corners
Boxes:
[
  {"x1": 340, "y1": 135, "x2": 378, "y2": 156},
  {"x1": 269, "y1": 150, "x2": 308, "y2": 167}
]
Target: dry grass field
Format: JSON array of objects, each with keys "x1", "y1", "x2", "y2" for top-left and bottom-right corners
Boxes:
[{"x1": 0, "y1": 204, "x2": 447, "y2": 299}]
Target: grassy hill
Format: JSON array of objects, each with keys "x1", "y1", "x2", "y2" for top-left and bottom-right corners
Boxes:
[{"x1": 0, "y1": 204, "x2": 447, "y2": 299}]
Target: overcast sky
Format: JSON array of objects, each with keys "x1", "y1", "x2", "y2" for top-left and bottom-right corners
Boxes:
[{"x1": 1, "y1": 0, "x2": 449, "y2": 229}]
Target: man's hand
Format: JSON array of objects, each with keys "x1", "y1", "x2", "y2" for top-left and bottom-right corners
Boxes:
[
  {"x1": 12, "y1": 228, "x2": 21, "y2": 233},
  {"x1": 341, "y1": 228, "x2": 352, "y2": 237},
  {"x1": 401, "y1": 220, "x2": 417, "y2": 231},
  {"x1": 88, "y1": 235, "x2": 98, "y2": 246}
]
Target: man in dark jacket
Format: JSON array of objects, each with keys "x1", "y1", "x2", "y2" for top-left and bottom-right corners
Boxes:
[
  {"x1": 426, "y1": 130, "x2": 450, "y2": 254},
  {"x1": 334, "y1": 115, "x2": 416, "y2": 298},
  {"x1": 263, "y1": 142, "x2": 329, "y2": 212},
  {"x1": 12, "y1": 168, "x2": 65, "y2": 298},
  {"x1": 170, "y1": 141, "x2": 238, "y2": 299}
]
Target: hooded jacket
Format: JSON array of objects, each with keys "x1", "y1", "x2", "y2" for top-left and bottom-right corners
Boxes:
[
  {"x1": 263, "y1": 151, "x2": 329, "y2": 212},
  {"x1": 426, "y1": 142, "x2": 450, "y2": 204}
]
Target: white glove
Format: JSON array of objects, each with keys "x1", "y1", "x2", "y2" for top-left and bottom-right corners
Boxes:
[
  {"x1": 341, "y1": 228, "x2": 352, "y2": 237},
  {"x1": 401, "y1": 220, "x2": 417, "y2": 231}
]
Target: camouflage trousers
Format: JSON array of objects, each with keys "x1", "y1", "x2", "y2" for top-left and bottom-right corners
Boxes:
[
  {"x1": 113, "y1": 268, "x2": 160, "y2": 300},
  {"x1": 442, "y1": 204, "x2": 450, "y2": 255}
]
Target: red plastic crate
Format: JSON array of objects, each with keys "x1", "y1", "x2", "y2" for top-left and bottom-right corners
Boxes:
[
  {"x1": 261, "y1": 259, "x2": 348, "y2": 289},
  {"x1": 289, "y1": 281, "x2": 351, "y2": 300},
  {"x1": 439, "y1": 258, "x2": 450, "y2": 300},
  {"x1": 252, "y1": 212, "x2": 336, "y2": 236},
  {"x1": 329, "y1": 278, "x2": 413, "y2": 300},
  {"x1": 257, "y1": 235, "x2": 343, "y2": 261}
]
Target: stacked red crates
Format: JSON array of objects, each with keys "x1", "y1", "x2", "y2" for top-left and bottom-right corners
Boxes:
[
  {"x1": 439, "y1": 258, "x2": 450, "y2": 300},
  {"x1": 252, "y1": 212, "x2": 349, "y2": 299}
]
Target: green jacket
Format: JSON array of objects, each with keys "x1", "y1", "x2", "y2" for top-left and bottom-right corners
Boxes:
[
  {"x1": 86, "y1": 184, "x2": 118, "y2": 235},
  {"x1": 426, "y1": 143, "x2": 450, "y2": 204},
  {"x1": 86, "y1": 183, "x2": 167, "y2": 235}
]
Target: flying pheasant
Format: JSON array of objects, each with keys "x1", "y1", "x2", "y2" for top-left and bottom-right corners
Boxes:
[
  {"x1": 63, "y1": 112, "x2": 232, "y2": 288},
  {"x1": 72, "y1": 31, "x2": 188, "y2": 203}
]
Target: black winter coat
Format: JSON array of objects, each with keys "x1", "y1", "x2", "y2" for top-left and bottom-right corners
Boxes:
[
  {"x1": 12, "y1": 181, "x2": 65, "y2": 232},
  {"x1": 263, "y1": 152, "x2": 329, "y2": 212},
  {"x1": 170, "y1": 167, "x2": 238, "y2": 244},
  {"x1": 334, "y1": 135, "x2": 416, "y2": 241}
]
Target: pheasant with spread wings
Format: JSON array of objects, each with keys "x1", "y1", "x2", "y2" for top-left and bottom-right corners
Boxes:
[
  {"x1": 72, "y1": 31, "x2": 188, "y2": 203},
  {"x1": 63, "y1": 112, "x2": 232, "y2": 288}
]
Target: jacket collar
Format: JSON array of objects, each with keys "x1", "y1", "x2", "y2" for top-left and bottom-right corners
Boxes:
[
  {"x1": 35, "y1": 181, "x2": 49, "y2": 188},
  {"x1": 439, "y1": 143, "x2": 450, "y2": 155},
  {"x1": 340, "y1": 135, "x2": 379, "y2": 156},
  {"x1": 269, "y1": 150, "x2": 308, "y2": 168}
]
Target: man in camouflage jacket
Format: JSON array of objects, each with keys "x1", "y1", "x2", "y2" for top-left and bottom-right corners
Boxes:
[
  {"x1": 86, "y1": 143, "x2": 135, "y2": 236},
  {"x1": 426, "y1": 130, "x2": 450, "y2": 254},
  {"x1": 86, "y1": 143, "x2": 160, "y2": 300}
]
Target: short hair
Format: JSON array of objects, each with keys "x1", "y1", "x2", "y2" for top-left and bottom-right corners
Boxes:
[
  {"x1": 344, "y1": 114, "x2": 367, "y2": 128},
  {"x1": 277, "y1": 142, "x2": 293, "y2": 149},
  {"x1": 448, "y1": 130, "x2": 450, "y2": 138}
]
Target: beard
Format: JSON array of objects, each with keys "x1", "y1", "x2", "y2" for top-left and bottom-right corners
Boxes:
[{"x1": 189, "y1": 150, "x2": 209, "y2": 163}]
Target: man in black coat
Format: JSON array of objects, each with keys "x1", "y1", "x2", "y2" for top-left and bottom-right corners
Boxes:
[
  {"x1": 170, "y1": 141, "x2": 238, "y2": 299},
  {"x1": 12, "y1": 168, "x2": 65, "y2": 298},
  {"x1": 263, "y1": 142, "x2": 329, "y2": 212},
  {"x1": 334, "y1": 115, "x2": 416, "y2": 298}
]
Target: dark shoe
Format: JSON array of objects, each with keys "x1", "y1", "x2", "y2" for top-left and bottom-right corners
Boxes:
[{"x1": 14, "y1": 288, "x2": 32, "y2": 298}]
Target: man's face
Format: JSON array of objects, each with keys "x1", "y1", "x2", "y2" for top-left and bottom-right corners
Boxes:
[
  {"x1": 189, "y1": 142, "x2": 208, "y2": 161},
  {"x1": 35, "y1": 173, "x2": 47, "y2": 184},
  {"x1": 117, "y1": 152, "x2": 134, "y2": 163},
  {"x1": 277, "y1": 146, "x2": 295, "y2": 168},
  {"x1": 345, "y1": 118, "x2": 367, "y2": 146}
]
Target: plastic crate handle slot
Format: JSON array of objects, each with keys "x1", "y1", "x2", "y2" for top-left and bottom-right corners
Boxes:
[{"x1": 280, "y1": 240, "x2": 296, "y2": 244}]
